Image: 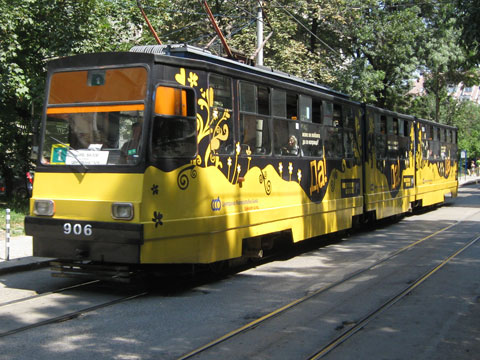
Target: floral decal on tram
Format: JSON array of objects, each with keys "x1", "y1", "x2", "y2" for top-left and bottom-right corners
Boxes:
[{"x1": 170, "y1": 67, "x2": 362, "y2": 204}]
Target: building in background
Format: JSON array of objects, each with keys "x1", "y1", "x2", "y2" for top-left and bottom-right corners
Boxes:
[{"x1": 409, "y1": 76, "x2": 480, "y2": 103}]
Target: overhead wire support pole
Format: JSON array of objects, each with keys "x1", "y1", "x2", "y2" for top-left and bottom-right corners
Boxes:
[
  {"x1": 201, "y1": 0, "x2": 235, "y2": 60},
  {"x1": 137, "y1": 0, "x2": 162, "y2": 45},
  {"x1": 256, "y1": 1, "x2": 264, "y2": 66}
]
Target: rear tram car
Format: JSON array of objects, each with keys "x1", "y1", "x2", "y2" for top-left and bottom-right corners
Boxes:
[{"x1": 25, "y1": 45, "x2": 458, "y2": 277}]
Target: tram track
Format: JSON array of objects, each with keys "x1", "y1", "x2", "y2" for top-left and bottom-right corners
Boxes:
[
  {"x1": 0, "y1": 279, "x2": 147, "y2": 339},
  {"x1": 307, "y1": 232, "x2": 480, "y2": 359},
  {"x1": 176, "y1": 212, "x2": 480, "y2": 360},
  {"x1": 0, "y1": 279, "x2": 100, "y2": 308}
]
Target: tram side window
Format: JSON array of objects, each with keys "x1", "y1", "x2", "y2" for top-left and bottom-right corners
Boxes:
[
  {"x1": 272, "y1": 89, "x2": 286, "y2": 118},
  {"x1": 209, "y1": 74, "x2": 232, "y2": 109},
  {"x1": 323, "y1": 101, "x2": 333, "y2": 126},
  {"x1": 344, "y1": 106, "x2": 355, "y2": 129},
  {"x1": 299, "y1": 95, "x2": 312, "y2": 122},
  {"x1": 271, "y1": 89, "x2": 300, "y2": 156},
  {"x1": 431, "y1": 126, "x2": 440, "y2": 160},
  {"x1": 333, "y1": 104, "x2": 342, "y2": 127},
  {"x1": 151, "y1": 86, "x2": 196, "y2": 158},
  {"x1": 301, "y1": 122, "x2": 323, "y2": 157},
  {"x1": 403, "y1": 120, "x2": 410, "y2": 137},
  {"x1": 439, "y1": 128, "x2": 447, "y2": 159},
  {"x1": 426, "y1": 125, "x2": 432, "y2": 140},
  {"x1": 258, "y1": 86, "x2": 270, "y2": 115},
  {"x1": 422, "y1": 125, "x2": 429, "y2": 159},
  {"x1": 239, "y1": 81, "x2": 271, "y2": 155},
  {"x1": 241, "y1": 114, "x2": 271, "y2": 155},
  {"x1": 344, "y1": 129, "x2": 354, "y2": 158},
  {"x1": 312, "y1": 98, "x2": 322, "y2": 124},
  {"x1": 287, "y1": 93, "x2": 298, "y2": 120},
  {"x1": 301, "y1": 96, "x2": 323, "y2": 157},
  {"x1": 398, "y1": 119, "x2": 410, "y2": 159},
  {"x1": 325, "y1": 126, "x2": 343, "y2": 158},
  {"x1": 398, "y1": 119, "x2": 404, "y2": 136},
  {"x1": 209, "y1": 74, "x2": 234, "y2": 154},
  {"x1": 387, "y1": 117, "x2": 399, "y2": 159},
  {"x1": 323, "y1": 103, "x2": 344, "y2": 158},
  {"x1": 343, "y1": 107, "x2": 355, "y2": 159},
  {"x1": 240, "y1": 82, "x2": 256, "y2": 113},
  {"x1": 375, "y1": 114, "x2": 387, "y2": 159},
  {"x1": 273, "y1": 118, "x2": 300, "y2": 156}
]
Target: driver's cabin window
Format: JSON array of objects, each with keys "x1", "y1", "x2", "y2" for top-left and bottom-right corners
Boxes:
[{"x1": 151, "y1": 86, "x2": 196, "y2": 158}]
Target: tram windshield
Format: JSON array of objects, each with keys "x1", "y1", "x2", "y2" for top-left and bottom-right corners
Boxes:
[{"x1": 41, "y1": 67, "x2": 148, "y2": 166}]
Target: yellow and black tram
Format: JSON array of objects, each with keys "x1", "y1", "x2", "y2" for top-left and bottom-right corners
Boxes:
[{"x1": 24, "y1": 44, "x2": 458, "y2": 276}]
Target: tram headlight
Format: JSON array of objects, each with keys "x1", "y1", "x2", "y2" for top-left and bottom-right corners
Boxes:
[
  {"x1": 112, "y1": 203, "x2": 134, "y2": 220},
  {"x1": 33, "y1": 200, "x2": 55, "y2": 216}
]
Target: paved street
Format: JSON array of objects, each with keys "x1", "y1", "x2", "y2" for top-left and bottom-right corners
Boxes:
[{"x1": 0, "y1": 179, "x2": 479, "y2": 360}]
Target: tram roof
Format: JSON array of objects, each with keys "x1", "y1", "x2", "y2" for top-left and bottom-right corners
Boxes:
[{"x1": 130, "y1": 44, "x2": 349, "y2": 100}]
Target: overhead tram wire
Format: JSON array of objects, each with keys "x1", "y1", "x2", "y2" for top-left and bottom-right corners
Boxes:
[
  {"x1": 223, "y1": 0, "x2": 274, "y2": 32},
  {"x1": 269, "y1": 0, "x2": 340, "y2": 57},
  {"x1": 186, "y1": 19, "x2": 257, "y2": 49},
  {"x1": 140, "y1": 1, "x2": 252, "y2": 45}
]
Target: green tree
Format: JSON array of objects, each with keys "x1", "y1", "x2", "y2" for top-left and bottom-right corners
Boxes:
[
  {"x1": 0, "y1": 0, "x2": 168, "y2": 199},
  {"x1": 456, "y1": 0, "x2": 480, "y2": 65},
  {"x1": 453, "y1": 101, "x2": 480, "y2": 159}
]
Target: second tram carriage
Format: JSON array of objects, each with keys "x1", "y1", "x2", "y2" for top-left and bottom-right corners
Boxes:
[{"x1": 25, "y1": 44, "x2": 458, "y2": 276}]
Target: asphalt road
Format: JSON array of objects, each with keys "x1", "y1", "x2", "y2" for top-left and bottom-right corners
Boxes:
[{"x1": 0, "y1": 184, "x2": 479, "y2": 360}]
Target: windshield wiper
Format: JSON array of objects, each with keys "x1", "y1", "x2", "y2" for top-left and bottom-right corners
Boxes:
[{"x1": 47, "y1": 135, "x2": 89, "y2": 172}]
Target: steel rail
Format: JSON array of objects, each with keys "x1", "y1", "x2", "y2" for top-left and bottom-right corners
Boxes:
[
  {"x1": 0, "y1": 287, "x2": 147, "y2": 339},
  {"x1": 176, "y1": 219, "x2": 463, "y2": 360},
  {"x1": 0, "y1": 279, "x2": 100, "y2": 308},
  {"x1": 308, "y1": 232, "x2": 480, "y2": 359}
]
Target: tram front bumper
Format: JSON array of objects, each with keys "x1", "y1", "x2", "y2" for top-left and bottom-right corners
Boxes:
[{"x1": 25, "y1": 216, "x2": 144, "y2": 264}]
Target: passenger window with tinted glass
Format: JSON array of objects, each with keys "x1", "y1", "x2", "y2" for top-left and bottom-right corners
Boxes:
[
  {"x1": 323, "y1": 102, "x2": 333, "y2": 126},
  {"x1": 344, "y1": 107, "x2": 355, "y2": 129},
  {"x1": 312, "y1": 98, "x2": 322, "y2": 124},
  {"x1": 272, "y1": 89, "x2": 286, "y2": 118},
  {"x1": 301, "y1": 122, "x2": 323, "y2": 157},
  {"x1": 333, "y1": 104, "x2": 342, "y2": 127},
  {"x1": 287, "y1": 93, "x2": 298, "y2": 120},
  {"x1": 273, "y1": 119, "x2": 300, "y2": 156},
  {"x1": 325, "y1": 126, "x2": 343, "y2": 158},
  {"x1": 258, "y1": 86, "x2": 270, "y2": 115},
  {"x1": 299, "y1": 95, "x2": 312, "y2": 122},
  {"x1": 344, "y1": 129, "x2": 354, "y2": 158},
  {"x1": 375, "y1": 115, "x2": 387, "y2": 159},
  {"x1": 209, "y1": 74, "x2": 232, "y2": 109},
  {"x1": 240, "y1": 82, "x2": 256, "y2": 113},
  {"x1": 241, "y1": 114, "x2": 270, "y2": 155}
]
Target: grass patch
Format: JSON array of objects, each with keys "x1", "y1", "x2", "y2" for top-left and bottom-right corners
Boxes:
[{"x1": 0, "y1": 197, "x2": 29, "y2": 236}]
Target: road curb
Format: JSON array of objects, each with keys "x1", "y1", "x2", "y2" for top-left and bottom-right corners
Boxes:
[
  {"x1": 0, "y1": 257, "x2": 53, "y2": 275},
  {"x1": 459, "y1": 179, "x2": 480, "y2": 187}
]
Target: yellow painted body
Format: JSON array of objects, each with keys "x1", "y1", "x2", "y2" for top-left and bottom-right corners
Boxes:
[
  {"x1": 416, "y1": 157, "x2": 458, "y2": 207},
  {"x1": 31, "y1": 161, "x2": 362, "y2": 264},
  {"x1": 140, "y1": 163, "x2": 362, "y2": 263},
  {"x1": 364, "y1": 111, "x2": 417, "y2": 220},
  {"x1": 29, "y1": 59, "x2": 458, "y2": 267}
]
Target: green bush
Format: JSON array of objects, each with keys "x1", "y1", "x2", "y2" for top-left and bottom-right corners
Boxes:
[{"x1": 0, "y1": 196, "x2": 29, "y2": 236}]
